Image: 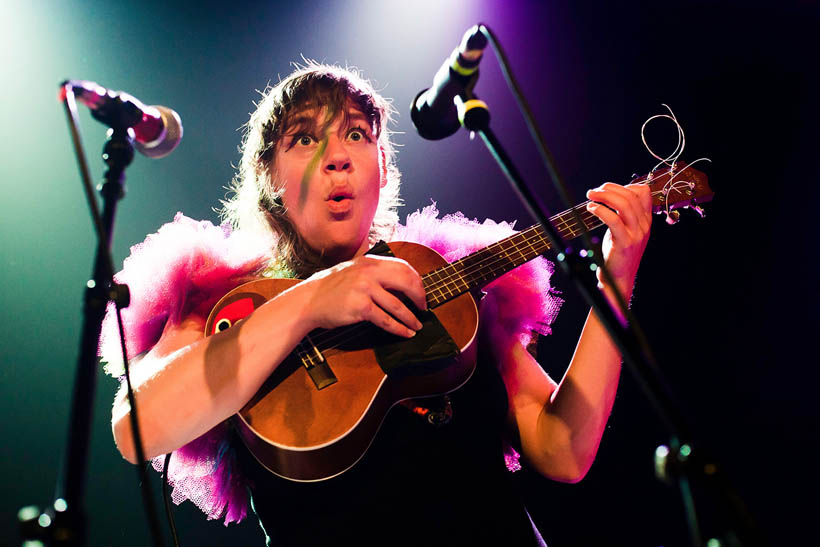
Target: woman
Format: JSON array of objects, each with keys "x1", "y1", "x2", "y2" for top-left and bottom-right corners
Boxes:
[{"x1": 102, "y1": 63, "x2": 651, "y2": 545}]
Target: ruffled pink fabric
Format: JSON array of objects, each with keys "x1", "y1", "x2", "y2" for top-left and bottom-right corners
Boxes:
[
  {"x1": 100, "y1": 206, "x2": 561, "y2": 525},
  {"x1": 152, "y1": 421, "x2": 249, "y2": 524},
  {"x1": 99, "y1": 213, "x2": 268, "y2": 378},
  {"x1": 99, "y1": 213, "x2": 267, "y2": 525}
]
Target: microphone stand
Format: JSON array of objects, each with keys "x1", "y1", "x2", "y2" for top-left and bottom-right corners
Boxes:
[
  {"x1": 454, "y1": 91, "x2": 761, "y2": 546},
  {"x1": 18, "y1": 87, "x2": 164, "y2": 546}
]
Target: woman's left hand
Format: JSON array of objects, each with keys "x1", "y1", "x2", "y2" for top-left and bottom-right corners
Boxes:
[{"x1": 585, "y1": 182, "x2": 653, "y2": 299}]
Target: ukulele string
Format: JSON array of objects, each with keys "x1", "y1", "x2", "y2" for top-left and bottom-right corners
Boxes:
[{"x1": 418, "y1": 189, "x2": 675, "y2": 306}]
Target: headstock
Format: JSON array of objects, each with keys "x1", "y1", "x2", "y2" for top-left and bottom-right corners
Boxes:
[{"x1": 633, "y1": 162, "x2": 713, "y2": 225}]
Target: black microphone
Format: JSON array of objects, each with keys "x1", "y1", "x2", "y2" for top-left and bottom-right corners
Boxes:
[
  {"x1": 410, "y1": 25, "x2": 488, "y2": 140},
  {"x1": 62, "y1": 80, "x2": 183, "y2": 158}
]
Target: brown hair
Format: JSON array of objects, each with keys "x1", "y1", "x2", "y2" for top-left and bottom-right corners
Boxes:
[{"x1": 221, "y1": 62, "x2": 401, "y2": 277}]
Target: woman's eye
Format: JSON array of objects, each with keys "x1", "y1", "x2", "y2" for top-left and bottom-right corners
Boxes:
[
  {"x1": 297, "y1": 135, "x2": 314, "y2": 146},
  {"x1": 348, "y1": 128, "x2": 368, "y2": 142}
]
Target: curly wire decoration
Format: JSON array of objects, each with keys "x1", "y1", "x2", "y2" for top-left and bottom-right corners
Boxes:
[
  {"x1": 640, "y1": 104, "x2": 712, "y2": 222},
  {"x1": 641, "y1": 104, "x2": 686, "y2": 172}
]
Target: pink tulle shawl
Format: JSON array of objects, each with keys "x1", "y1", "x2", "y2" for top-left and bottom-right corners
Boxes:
[{"x1": 99, "y1": 206, "x2": 562, "y2": 524}]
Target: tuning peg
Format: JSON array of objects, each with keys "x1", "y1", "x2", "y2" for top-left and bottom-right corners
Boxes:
[
  {"x1": 665, "y1": 209, "x2": 681, "y2": 225},
  {"x1": 690, "y1": 204, "x2": 706, "y2": 218}
]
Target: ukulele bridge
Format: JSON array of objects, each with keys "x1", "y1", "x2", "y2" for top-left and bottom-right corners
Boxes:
[{"x1": 299, "y1": 335, "x2": 337, "y2": 390}]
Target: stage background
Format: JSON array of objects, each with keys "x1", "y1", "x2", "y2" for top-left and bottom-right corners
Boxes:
[{"x1": 2, "y1": 0, "x2": 817, "y2": 545}]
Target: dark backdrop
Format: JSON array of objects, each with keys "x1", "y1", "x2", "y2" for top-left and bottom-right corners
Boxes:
[{"x1": 2, "y1": 0, "x2": 817, "y2": 545}]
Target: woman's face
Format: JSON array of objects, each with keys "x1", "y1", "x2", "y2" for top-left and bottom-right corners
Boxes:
[{"x1": 272, "y1": 104, "x2": 385, "y2": 264}]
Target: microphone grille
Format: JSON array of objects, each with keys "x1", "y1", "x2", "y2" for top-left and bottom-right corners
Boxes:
[{"x1": 134, "y1": 106, "x2": 183, "y2": 159}]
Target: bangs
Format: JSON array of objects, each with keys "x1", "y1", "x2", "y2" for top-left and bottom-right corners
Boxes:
[{"x1": 277, "y1": 73, "x2": 382, "y2": 143}]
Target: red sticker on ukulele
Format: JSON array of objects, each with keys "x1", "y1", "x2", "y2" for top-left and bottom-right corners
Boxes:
[{"x1": 211, "y1": 297, "x2": 255, "y2": 334}]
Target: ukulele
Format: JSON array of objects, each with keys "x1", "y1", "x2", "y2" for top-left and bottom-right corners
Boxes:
[{"x1": 206, "y1": 162, "x2": 713, "y2": 482}]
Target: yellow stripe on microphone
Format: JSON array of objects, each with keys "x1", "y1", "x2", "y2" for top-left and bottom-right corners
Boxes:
[{"x1": 457, "y1": 99, "x2": 489, "y2": 125}]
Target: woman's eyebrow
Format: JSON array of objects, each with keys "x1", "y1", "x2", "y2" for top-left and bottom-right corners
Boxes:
[
  {"x1": 284, "y1": 110, "x2": 372, "y2": 137},
  {"x1": 345, "y1": 112, "x2": 375, "y2": 131}
]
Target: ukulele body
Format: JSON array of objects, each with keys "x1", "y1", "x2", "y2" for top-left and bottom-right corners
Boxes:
[{"x1": 205, "y1": 241, "x2": 478, "y2": 482}]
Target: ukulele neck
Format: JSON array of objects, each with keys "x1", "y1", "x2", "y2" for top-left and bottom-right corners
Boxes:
[{"x1": 422, "y1": 203, "x2": 602, "y2": 308}]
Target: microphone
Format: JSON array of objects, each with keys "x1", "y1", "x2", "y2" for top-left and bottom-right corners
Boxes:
[
  {"x1": 410, "y1": 25, "x2": 488, "y2": 140},
  {"x1": 61, "y1": 80, "x2": 183, "y2": 158}
]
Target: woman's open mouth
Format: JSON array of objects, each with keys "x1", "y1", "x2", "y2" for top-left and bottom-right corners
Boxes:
[{"x1": 327, "y1": 192, "x2": 353, "y2": 213}]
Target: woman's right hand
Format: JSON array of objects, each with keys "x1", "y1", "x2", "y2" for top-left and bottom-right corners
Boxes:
[{"x1": 294, "y1": 255, "x2": 428, "y2": 338}]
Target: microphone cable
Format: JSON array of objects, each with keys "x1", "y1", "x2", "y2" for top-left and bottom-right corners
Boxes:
[{"x1": 161, "y1": 452, "x2": 181, "y2": 547}]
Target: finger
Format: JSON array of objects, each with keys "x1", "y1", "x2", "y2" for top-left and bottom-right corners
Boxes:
[
  {"x1": 362, "y1": 298, "x2": 418, "y2": 338},
  {"x1": 586, "y1": 201, "x2": 629, "y2": 243},
  {"x1": 593, "y1": 182, "x2": 651, "y2": 234},
  {"x1": 586, "y1": 184, "x2": 641, "y2": 232},
  {"x1": 371, "y1": 289, "x2": 424, "y2": 331},
  {"x1": 627, "y1": 182, "x2": 653, "y2": 213},
  {"x1": 366, "y1": 256, "x2": 428, "y2": 311},
  {"x1": 625, "y1": 183, "x2": 653, "y2": 229},
  {"x1": 603, "y1": 183, "x2": 647, "y2": 225}
]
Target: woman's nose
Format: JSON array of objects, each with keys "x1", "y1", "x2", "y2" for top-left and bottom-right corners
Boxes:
[{"x1": 323, "y1": 136, "x2": 351, "y2": 172}]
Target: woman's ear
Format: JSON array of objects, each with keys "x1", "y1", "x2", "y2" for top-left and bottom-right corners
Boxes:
[{"x1": 379, "y1": 147, "x2": 388, "y2": 188}]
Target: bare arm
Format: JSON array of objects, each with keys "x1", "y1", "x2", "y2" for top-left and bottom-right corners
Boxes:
[
  {"x1": 112, "y1": 255, "x2": 427, "y2": 463},
  {"x1": 490, "y1": 182, "x2": 652, "y2": 482}
]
